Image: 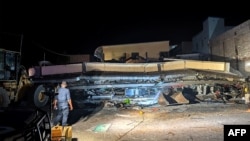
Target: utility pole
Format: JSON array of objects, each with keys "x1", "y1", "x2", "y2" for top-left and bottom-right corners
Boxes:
[{"x1": 19, "y1": 33, "x2": 24, "y2": 63}]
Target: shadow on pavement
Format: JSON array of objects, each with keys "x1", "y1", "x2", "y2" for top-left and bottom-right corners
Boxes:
[
  {"x1": 67, "y1": 102, "x2": 104, "y2": 125},
  {"x1": 51, "y1": 89, "x2": 106, "y2": 126}
]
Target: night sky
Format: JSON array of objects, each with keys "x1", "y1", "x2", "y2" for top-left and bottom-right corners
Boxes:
[{"x1": 1, "y1": 2, "x2": 250, "y2": 66}]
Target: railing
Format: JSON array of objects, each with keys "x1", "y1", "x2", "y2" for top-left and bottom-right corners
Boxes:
[{"x1": 12, "y1": 108, "x2": 51, "y2": 141}]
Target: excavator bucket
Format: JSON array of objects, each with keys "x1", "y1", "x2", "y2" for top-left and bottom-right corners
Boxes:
[
  {"x1": 158, "y1": 92, "x2": 168, "y2": 106},
  {"x1": 170, "y1": 91, "x2": 189, "y2": 104}
]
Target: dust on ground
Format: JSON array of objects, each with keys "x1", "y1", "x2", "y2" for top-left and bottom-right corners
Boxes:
[{"x1": 70, "y1": 102, "x2": 250, "y2": 141}]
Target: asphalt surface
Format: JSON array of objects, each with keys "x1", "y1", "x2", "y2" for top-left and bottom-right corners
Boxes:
[
  {"x1": 1, "y1": 89, "x2": 250, "y2": 141},
  {"x1": 0, "y1": 92, "x2": 102, "y2": 141}
]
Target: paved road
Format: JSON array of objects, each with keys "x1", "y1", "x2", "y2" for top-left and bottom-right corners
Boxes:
[
  {"x1": 1, "y1": 90, "x2": 250, "y2": 141},
  {"x1": 71, "y1": 102, "x2": 250, "y2": 141}
]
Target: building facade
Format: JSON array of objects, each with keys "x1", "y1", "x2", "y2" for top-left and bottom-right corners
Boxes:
[
  {"x1": 210, "y1": 20, "x2": 250, "y2": 77},
  {"x1": 192, "y1": 17, "x2": 232, "y2": 58}
]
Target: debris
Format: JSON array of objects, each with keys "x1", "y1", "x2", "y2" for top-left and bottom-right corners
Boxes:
[
  {"x1": 139, "y1": 110, "x2": 144, "y2": 115},
  {"x1": 115, "y1": 113, "x2": 137, "y2": 118},
  {"x1": 104, "y1": 101, "x2": 115, "y2": 107},
  {"x1": 151, "y1": 107, "x2": 160, "y2": 112},
  {"x1": 93, "y1": 124, "x2": 111, "y2": 133},
  {"x1": 132, "y1": 106, "x2": 142, "y2": 110},
  {"x1": 124, "y1": 98, "x2": 131, "y2": 104}
]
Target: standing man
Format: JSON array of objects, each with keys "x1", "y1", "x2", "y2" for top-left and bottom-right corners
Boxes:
[{"x1": 53, "y1": 80, "x2": 73, "y2": 126}]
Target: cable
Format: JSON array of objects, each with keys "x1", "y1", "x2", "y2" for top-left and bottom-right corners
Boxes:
[{"x1": 31, "y1": 40, "x2": 71, "y2": 57}]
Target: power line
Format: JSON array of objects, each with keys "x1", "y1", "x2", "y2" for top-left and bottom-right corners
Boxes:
[{"x1": 31, "y1": 40, "x2": 71, "y2": 57}]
